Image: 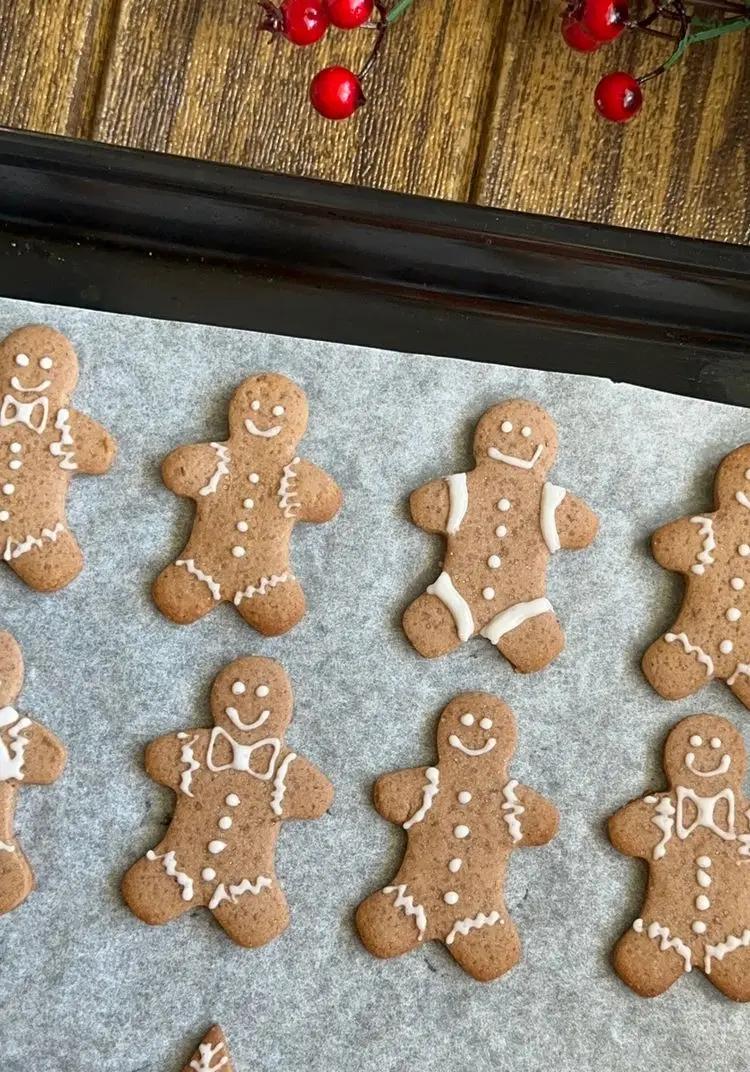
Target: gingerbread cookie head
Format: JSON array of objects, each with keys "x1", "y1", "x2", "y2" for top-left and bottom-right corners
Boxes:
[
  {"x1": 0, "y1": 324, "x2": 79, "y2": 405},
  {"x1": 0, "y1": 630, "x2": 23, "y2": 708},
  {"x1": 436, "y1": 692, "x2": 516, "y2": 774},
  {"x1": 211, "y1": 655, "x2": 293, "y2": 740},
  {"x1": 714, "y1": 444, "x2": 750, "y2": 508},
  {"x1": 663, "y1": 713, "x2": 746, "y2": 793},
  {"x1": 228, "y1": 372, "x2": 308, "y2": 457},
  {"x1": 472, "y1": 399, "x2": 558, "y2": 479}
]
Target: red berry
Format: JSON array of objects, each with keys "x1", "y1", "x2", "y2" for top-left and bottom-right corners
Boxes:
[
  {"x1": 594, "y1": 71, "x2": 643, "y2": 122},
  {"x1": 259, "y1": 0, "x2": 329, "y2": 46},
  {"x1": 581, "y1": 0, "x2": 628, "y2": 41},
  {"x1": 561, "y1": 15, "x2": 601, "y2": 52},
  {"x1": 310, "y1": 66, "x2": 364, "y2": 120},
  {"x1": 326, "y1": 0, "x2": 373, "y2": 29}
]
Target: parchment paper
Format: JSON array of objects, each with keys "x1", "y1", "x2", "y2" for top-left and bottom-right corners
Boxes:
[{"x1": 0, "y1": 295, "x2": 748, "y2": 1072}]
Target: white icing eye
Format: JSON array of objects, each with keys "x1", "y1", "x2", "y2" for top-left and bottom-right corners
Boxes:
[
  {"x1": 255, "y1": 684, "x2": 270, "y2": 698},
  {"x1": 272, "y1": 405, "x2": 285, "y2": 416},
  {"x1": 460, "y1": 713, "x2": 475, "y2": 726},
  {"x1": 39, "y1": 356, "x2": 53, "y2": 370},
  {"x1": 14, "y1": 354, "x2": 28, "y2": 367},
  {"x1": 479, "y1": 718, "x2": 493, "y2": 730},
  {"x1": 231, "y1": 681, "x2": 246, "y2": 695},
  {"x1": 521, "y1": 426, "x2": 531, "y2": 437},
  {"x1": 710, "y1": 737, "x2": 722, "y2": 749},
  {"x1": 500, "y1": 421, "x2": 513, "y2": 433},
  {"x1": 689, "y1": 735, "x2": 703, "y2": 747},
  {"x1": 251, "y1": 400, "x2": 260, "y2": 411}
]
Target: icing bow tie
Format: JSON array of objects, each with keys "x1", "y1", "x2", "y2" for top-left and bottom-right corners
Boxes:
[
  {"x1": 0, "y1": 394, "x2": 49, "y2": 434},
  {"x1": 676, "y1": 786, "x2": 736, "y2": 841},
  {"x1": 206, "y1": 726, "x2": 280, "y2": 780}
]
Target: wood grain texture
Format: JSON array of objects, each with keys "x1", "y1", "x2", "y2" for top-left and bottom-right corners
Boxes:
[
  {"x1": 474, "y1": 1, "x2": 750, "y2": 244},
  {"x1": 0, "y1": 0, "x2": 117, "y2": 138},
  {"x1": 91, "y1": 0, "x2": 501, "y2": 201}
]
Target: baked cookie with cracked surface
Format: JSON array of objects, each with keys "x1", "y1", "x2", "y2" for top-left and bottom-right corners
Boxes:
[
  {"x1": 153, "y1": 373, "x2": 341, "y2": 634},
  {"x1": 403, "y1": 399, "x2": 597, "y2": 668},
  {"x1": 356, "y1": 692, "x2": 558, "y2": 981},
  {"x1": 122, "y1": 656, "x2": 333, "y2": 948},
  {"x1": 180, "y1": 1025, "x2": 235, "y2": 1071},
  {"x1": 610, "y1": 713, "x2": 750, "y2": 1000}
]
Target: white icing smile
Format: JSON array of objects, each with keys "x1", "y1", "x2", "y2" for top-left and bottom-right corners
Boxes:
[
  {"x1": 10, "y1": 376, "x2": 51, "y2": 394},
  {"x1": 225, "y1": 705, "x2": 270, "y2": 732},
  {"x1": 245, "y1": 417, "x2": 281, "y2": 438},
  {"x1": 487, "y1": 443, "x2": 544, "y2": 470},
  {"x1": 449, "y1": 733, "x2": 497, "y2": 757},
  {"x1": 685, "y1": 751, "x2": 731, "y2": 777}
]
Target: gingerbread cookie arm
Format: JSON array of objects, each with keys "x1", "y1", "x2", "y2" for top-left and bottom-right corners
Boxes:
[
  {"x1": 144, "y1": 730, "x2": 208, "y2": 792},
  {"x1": 510, "y1": 785, "x2": 559, "y2": 846},
  {"x1": 271, "y1": 754, "x2": 334, "y2": 819},
  {"x1": 17, "y1": 723, "x2": 66, "y2": 784},
  {"x1": 409, "y1": 479, "x2": 451, "y2": 535},
  {"x1": 554, "y1": 492, "x2": 599, "y2": 550},
  {"x1": 66, "y1": 410, "x2": 117, "y2": 475},
  {"x1": 373, "y1": 767, "x2": 431, "y2": 825},
  {"x1": 651, "y1": 517, "x2": 707, "y2": 573},
  {"x1": 161, "y1": 443, "x2": 223, "y2": 499},
  {"x1": 608, "y1": 797, "x2": 662, "y2": 859},
  {"x1": 292, "y1": 460, "x2": 343, "y2": 523},
  {"x1": 181, "y1": 1025, "x2": 235, "y2": 1072}
]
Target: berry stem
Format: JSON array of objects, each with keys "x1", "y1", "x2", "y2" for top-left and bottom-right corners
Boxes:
[
  {"x1": 385, "y1": 0, "x2": 416, "y2": 22},
  {"x1": 639, "y1": 5, "x2": 750, "y2": 83},
  {"x1": 359, "y1": 1, "x2": 389, "y2": 80}
]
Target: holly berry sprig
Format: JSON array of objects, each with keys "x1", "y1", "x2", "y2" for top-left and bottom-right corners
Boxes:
[
  {"x1": 562, "y1": 0, "x2": 750, "y2": 122},
  {"x1": 259, "y1": 0, "x2": 415, "y2": 120}
]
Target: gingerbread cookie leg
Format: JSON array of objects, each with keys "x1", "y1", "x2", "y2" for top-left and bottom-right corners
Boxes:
[
  {"x1": 152, "y1": 561, "x2": 220, "y2": 624},
  {"x1": 232, "y1": 577, "x2": 306, "y2": 636},
  {"x1": 492, "y1": 606, "x2": 565, "y2": 673},
  {"x1": 445, "y1": 913, "x2": 521, "y2": 982},
  {"x1": 121, "y1": 851, "x2": 196, "y2": 926},
  {"x1": 642, "y1": 634, "x2": 711, "y2": 700},
  {"x1": 0, "y1": 784, "x2": 33, "y2": 914},
  {"x1": 612, "y1": 925, "x2": 688, "y2": 997},
  {"x1": 402, "y1": 592, "x2": 462, "y2": 659},
  {"x1": 356, "y1": 889, "x2": 427, "y2": 960},
  {"x1": 211, "y1": 883, "x2": 290, "y2": 948},
  {"x1": 705, "y1": 944, "x2": 750, "y2": 1002},
  {"x1": 7, "y1": 529, "x2": 84, "y2": 592}
]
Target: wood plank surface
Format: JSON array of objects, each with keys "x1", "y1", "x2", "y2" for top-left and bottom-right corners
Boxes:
[
  {"x1": 0, "y1": 0, "x2": 116, "y2": 139},
  {"x1": 91, "y1": 0, "x2": 502, "y2": 202},
  {"x1": 474, "y1": 1, "x2": 750, "y2": 243}
]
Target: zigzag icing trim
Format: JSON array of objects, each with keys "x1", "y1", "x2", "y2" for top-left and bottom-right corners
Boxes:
[
  {"x1": 403, "y1": 767, "x2": 439, "y2": 830},
  {"x1": 445, "y1": 911, "x2": 503, "y2": 946},
  {"x1": 208, "y1": 875, "x2": 272, "y2": 911},
  {"x1": 49, "y1": 408, "x2": 77, "y2": 470},
  {"x1": 3, "y1": 522, "x2": 65, "y2": 562},
  {"x1": 501, "y1": 779, "x2": 524, "y2": 843},
  {"x1": 664, "y1": 632, "x2": 714, "y2": 677},
  {"x1": 190, "y1": 1041, "x2": 229, "y2": 1072},
  {"x1": 650, "y1": 795, "x2": 675, "y2": 860},
  {"x1": 175, "y1": 558, "x2": 222, "y2": 601},
  {"x1": 704, "y1": 928, "x2": 750, "y2": 974},
  {"x1": 177, "y1": 732, "x2": 200, "y2": 797},
  {"x1": 270, "y1": 752, "x2": 297, "y2": 817},
  {"x1": 383, "y1": 883, "x2": 427, "y2": 940},
  {"x1": 632, "y1": 918, "x2": 691, "y2": 972},
  {"x1": 146, "y1": 848, "x2": 194, "y2": 901},
  {"x1": 689, "y1": 515, "x2": 716, "y2": 575},
  {"x1": 278, "y1": 456, "x2": 300, "y2": 517},
  {"x1": 199, "y1": 442, "x2": 230, "y2": 496},
  {"x1": 233, "y1": 571, "x2": 291, "y2": 606}
]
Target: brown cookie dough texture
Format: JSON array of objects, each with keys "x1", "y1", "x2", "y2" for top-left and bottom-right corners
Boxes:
[
  {"x1": 0, "y1": 630, "x2": 67, "y2": 915},
  {"x1": 153, "y1": 373, "x2": 342, "y2": 634},
  {"x1": 356, "y1": 692, "x2": 558, "y2": 981},
  {"x1": 0, "y1": 325, "x2": 116, "y2": 591},
  {"x1": 122, "y1": 656, "x2": 334, "y2": 948},
  {"x1": 643, "y1": 445, "x2": 750, "y2": 710},
  {"x1": 180, "y1": 1026, "x2": 235, "y2": 1072},
  {"x1": 610, "y1": 713, "x2": 750, "y2": 1001},
  {"x1": 403, "y1": 399, "x2": 598, "y2": 668}
]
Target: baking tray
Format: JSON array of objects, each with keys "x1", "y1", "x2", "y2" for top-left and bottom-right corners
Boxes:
[{"x1": 0, "y1": 128, "x2": 747, "y2": 402}]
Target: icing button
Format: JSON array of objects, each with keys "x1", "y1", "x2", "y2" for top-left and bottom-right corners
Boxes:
[
  {"x1": 482, "y1": 587, "x2": 495, "y2": 600},
  {"x1": 497, "y1": 499, "x2": 511, "y2": 512},
  {"x1": 731, "y1": 577, "x2": 745, "y2": 591},
  {"x1": 2, "y1": 483, "x2": 14, "y2": 495},
  {"x1": 243, "y1": 498, "x2": 254, "y2": 509},
  {"x1": 457, "y1": 791, "x2": 472, "y2": 804},
  {"x1": 231, "y1": 546, "x2": 246, "y2": 558},
  {"x1": 488, "y1": 554, "x2": 501, "y2": 569},
  {"x1": 201, "y1": 867, "x2": 216, "y2": 881},
  {"x1": 443, "y1": 891, "x2": 459, "y2": 905},
  {"x1": 720, "y1": 639, "x2": 734, "y2": 654},
  {"x1": 448, "y1": 858, "x2": 462, "y2": 873},
  {"x1": 453, "y1": 825, "x2": 470, "y2": 839},
  {"x1": 692, "y1": 920, "x2": 707, "y2": 935}
]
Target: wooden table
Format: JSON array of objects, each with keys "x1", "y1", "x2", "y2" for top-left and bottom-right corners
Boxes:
[{"x1": 1, "y1": 0, "x2": 747, "y2": 244}]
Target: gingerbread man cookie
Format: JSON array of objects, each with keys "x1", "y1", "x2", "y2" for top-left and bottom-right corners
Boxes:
[
  {"x1": 180, "y1": 1026, "x2": 235, "y2": 1072},
  {"x1": 122, "y1": 656, "x2": 334, "y2": 948},
  {"x1": 0, "y1": 325, "x2": 116, "y2": 590},
  {"x1": 403, "y1": 400, "x2": 598, "y2": 668},
  {"x1": 0, "y1": 630, "x2": 66, "y2": 915},
  {"x1": 153, "y1": 373, "x2": 341, "y2": 634},
  {"x1": 643, "y1": 445, "x2": 750, "y2": 709},
  {"x1": 356, "y1": 693, "x2": 558, "y2": 981},
  {"x1": 610, "y1": 714, "x2": 750, "y2": 1000}
]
